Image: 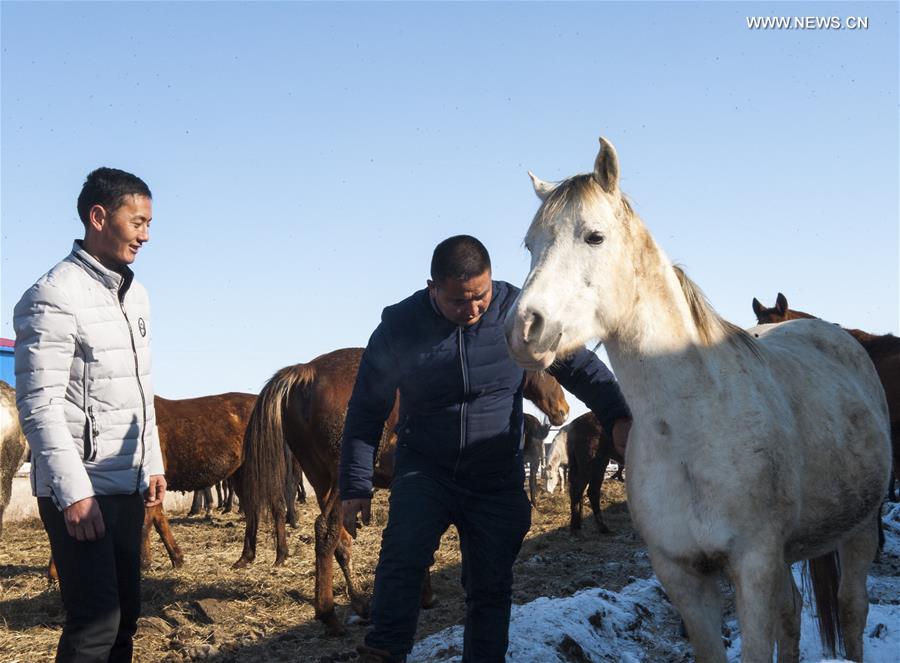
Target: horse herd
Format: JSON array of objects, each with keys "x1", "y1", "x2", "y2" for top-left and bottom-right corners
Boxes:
[{"x1": 1, "y1": 138, "x2": 897, "y2": 663}]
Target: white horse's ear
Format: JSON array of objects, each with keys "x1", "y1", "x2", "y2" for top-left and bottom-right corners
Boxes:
[
  {"x1": 528, "y1": 171, "x2": 556, "y2": 201},
  {"x1": 593, "y1": 136, "x2": 620, "y2": 194}
]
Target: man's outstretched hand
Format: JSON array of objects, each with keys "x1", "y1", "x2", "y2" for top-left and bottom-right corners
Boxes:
[{"x1": 342, "y1": 498, "x2": 372, "y2": 538}]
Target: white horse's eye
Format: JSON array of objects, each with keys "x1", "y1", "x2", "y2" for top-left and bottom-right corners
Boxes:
[{"x1": 585, "y1": 231, "x2": 605, "y2": 246}]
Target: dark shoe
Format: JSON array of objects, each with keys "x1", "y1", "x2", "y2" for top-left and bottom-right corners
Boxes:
[{"x1": 356, "y1": 644, "x2": 406, "y2": 663}]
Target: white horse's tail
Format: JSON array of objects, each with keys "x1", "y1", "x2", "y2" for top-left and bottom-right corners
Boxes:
[
  {"x1": 806, "y1": 551, "x2": 843, "y2": 658},
  {"x1": 544, "y1": 428, "x2": 569, "y2": 493}
]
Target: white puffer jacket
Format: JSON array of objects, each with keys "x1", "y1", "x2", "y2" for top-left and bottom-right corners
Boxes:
[{"x1": 14, "y1": 241, "x2": 164, "y2": 509}]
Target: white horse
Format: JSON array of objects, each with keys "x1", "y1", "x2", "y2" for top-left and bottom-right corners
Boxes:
[
  {"x1": 544, "y1": 425, "x2": 569, "y2": 494},
  {"x1": 1, "y1": 380, "x2": 29, "y2": 537},
  {"x1": 505, "y1": 138, "x2": 891, "y2": 662}
]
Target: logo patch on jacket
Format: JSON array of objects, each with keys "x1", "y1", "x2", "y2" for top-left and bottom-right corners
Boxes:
[{"x1": 138, "y1": 318, "x2": 147, "y2": 337}]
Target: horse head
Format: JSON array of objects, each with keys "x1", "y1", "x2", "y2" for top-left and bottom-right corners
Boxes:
[
  {"x1": 751, "y1": 292, "x2": 791, "y2": 324},
  {"x1": 523, "y1": 370, "x2": 569, "y2": 426},
  {"x1": 506, "y1": 137, "x2": 641, "y2": 368},
  {"x1": 543, "y1": 426, "x2": 568, "y2": 494}
]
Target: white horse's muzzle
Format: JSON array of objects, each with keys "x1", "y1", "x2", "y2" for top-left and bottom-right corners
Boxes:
[{"x1": 504, "y1": 305, "x2": 562, "y2": 370}]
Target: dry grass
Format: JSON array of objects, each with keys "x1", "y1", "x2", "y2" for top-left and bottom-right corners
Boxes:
[{"x1": 0, "y1": 479, "x2": 652, "y2": 662}]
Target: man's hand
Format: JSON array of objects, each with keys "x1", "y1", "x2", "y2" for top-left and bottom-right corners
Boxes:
[
  {"x1": 144, "y1": 474, "x2": 167, "y2": 507},
  {"x1": 342, "y1": 498, "x2": 371, "y2": 538},
  {"x1": 611, "y1": 417, "x2": 632, "y2": 458},
  {"x1": 64, "y1": 496, "x2": 105, "y2": 541}
]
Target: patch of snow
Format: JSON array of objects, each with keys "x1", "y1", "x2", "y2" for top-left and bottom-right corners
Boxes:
[{"x1": 411, "y1": 506, "x2": 900, "y2": 662}]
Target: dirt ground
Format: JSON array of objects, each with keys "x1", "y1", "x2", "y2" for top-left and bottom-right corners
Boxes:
[
  {"x1": 4, "y1": 480, "x2": 897, "y2": 662},
  {"x1": 0, "y1": 475, "x2": 658, "y2": 662}
]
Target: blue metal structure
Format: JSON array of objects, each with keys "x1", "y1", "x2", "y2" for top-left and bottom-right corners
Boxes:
[{"x1": 1, "y1": 339, "x2": 15, "y2": 386}]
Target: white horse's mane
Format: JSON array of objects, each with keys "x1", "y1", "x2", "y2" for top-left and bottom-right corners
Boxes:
[{"x1": 670, "y1": 264, "x2": 760, "y2": 356}]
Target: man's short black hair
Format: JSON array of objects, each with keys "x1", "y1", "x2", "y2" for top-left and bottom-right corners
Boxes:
[
  {"x1": 430, "y1": 235, "x2": 492, "y2": 282},
  {"x1": 77, "y1": 167, "x2": 152, "y2": 227}
]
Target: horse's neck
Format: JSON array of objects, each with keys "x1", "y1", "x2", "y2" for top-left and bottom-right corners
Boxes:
[
  {"x1": 847, "y1": 327, "x2": 886, "y2": 344},
  {"x1": 619, "y1": 233, "x2": 726, "y2": 356},
  {"x1": 606, "y1": 233, "x2": 735, "y2": 414}
]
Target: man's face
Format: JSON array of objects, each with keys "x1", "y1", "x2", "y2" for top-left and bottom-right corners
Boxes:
[
  {"x1": 428, "y1": 270, "x2": 493, "y2": 326},
  {"x1": 88, "y1": 194, "x2": 152, "y2": 268}
]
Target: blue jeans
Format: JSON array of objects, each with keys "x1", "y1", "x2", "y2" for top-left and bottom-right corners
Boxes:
[{"x1": 365, "y1": 471, "x2": 531, "y2": 662}]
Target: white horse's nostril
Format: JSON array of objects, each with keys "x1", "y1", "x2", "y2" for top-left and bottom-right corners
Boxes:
[{"x1": 524, "y1": 309, "x2": 545, "y2": 344}]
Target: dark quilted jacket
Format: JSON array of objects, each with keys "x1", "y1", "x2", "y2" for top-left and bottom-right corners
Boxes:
[{"x1": 338, "y1": 281, "x2": 630, "y2": 498}]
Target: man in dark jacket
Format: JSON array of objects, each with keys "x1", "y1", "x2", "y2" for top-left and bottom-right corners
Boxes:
[{"x1": 340, "y1": 235, "x2": 630, "y2": 663}]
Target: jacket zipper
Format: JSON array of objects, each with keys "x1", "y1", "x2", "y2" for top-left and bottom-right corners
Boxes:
[
  {"x1": 87, "y1": 406, "x2": 99, "y2": 461},
  {"x1": 120, "y1": 297, "x2": 147, "y2": 494},
  {"x1": 82, "y1": 359, "x2": 93, "y2": 461},
  {"x1": 453, "y1": 327, "x2": 470, "y2": 476}
]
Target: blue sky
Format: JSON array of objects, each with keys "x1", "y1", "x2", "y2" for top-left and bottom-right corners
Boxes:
[{"x1": 2, "y1": 2, "x2": 897, "y2": 418}]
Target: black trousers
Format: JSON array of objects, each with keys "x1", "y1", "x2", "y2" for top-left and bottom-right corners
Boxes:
[
  {"x1": 365, "y1": 470, "x2": 532, "y2": 662},
  {"x1": 39, "y1": 493, "x2": 144, "y2": 663}
]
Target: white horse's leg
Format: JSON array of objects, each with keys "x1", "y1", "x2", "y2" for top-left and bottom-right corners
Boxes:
[
  {"x1": 731, "y1": 547, "x2": 781, "y2": 663},
  {"x1": 837, "y1": 513, "x2": 880, "y2": 662},
  {"x1": 775, "y1": 564, "x2": 801, "y2": 663},
  {"x1": 650, "y1": 552, "x2": 726, "y2": 663}
]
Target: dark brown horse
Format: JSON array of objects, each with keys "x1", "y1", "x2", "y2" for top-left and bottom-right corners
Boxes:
[
  {"x1": 753, "y1": 293, "x2": 900, "y2": 500},
  {"x1": 523, "y1": 413, "x2": 552, "y2": 505},
  {"x1": 234, "y1": 347, "x2": 570, "y2": 634},
  {"x1": 563, "y1": 412, "x2": 622, "y2": 534}
]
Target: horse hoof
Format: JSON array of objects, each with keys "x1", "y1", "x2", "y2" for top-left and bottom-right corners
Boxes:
[
  {"x1": 350, "y1": 600, "x2": 371, "y2": 620},
  {"x1": 172, "y1": 557, "x2": 185, "y2": 569},
  {"x1": 323, "y1": 618, "x2": 346, "y2": 637},
  {"x1": 273, "y1": 556, "x2": 288, "y2": 567},
  {"x1": 232, "y1": 557, "x2": 253, "y2": 570}
]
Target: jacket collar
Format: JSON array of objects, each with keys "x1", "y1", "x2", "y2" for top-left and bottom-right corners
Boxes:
[{"x1": 69, "y1": 240, "x2": 135, "y2": 300}]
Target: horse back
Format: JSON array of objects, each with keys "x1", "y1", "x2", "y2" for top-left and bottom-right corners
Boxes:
[
  {"x1": 155, "y1": 392, "x2": 256, "y2": 491},
  {"x1": 566, "y1": 412, "x2": 620, "y2": 468},
  {"x1": 753, "y1": 319, "x2": 890, "y2": 554},
  {"x1": 280, "y1": 348, "x2": 399, "y2": 494},
  {"x1": 753, "y1": 319, "x2": 888, "y2": 420}
]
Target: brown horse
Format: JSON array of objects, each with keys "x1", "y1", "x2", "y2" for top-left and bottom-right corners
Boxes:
[
  {"x1": 234, "y1": 347, "x2": 570, "y2": 635},
  {"x1": 142, "y1": 392, "x2": 256, "y2": 567},
  {"x1": 523, "y1": 413, "x2": 552, "y2": 505},
  {"x1": 188, "y1": 448, "x2": 304, "y2": 519},
  {"x1": 563, "y1": 412, "x2": 623, "y2": 534},
  {"x1": 753, "y1": 293, "x2": 899, "y2": 500},
  {"x1": 47, "y1": 392, "x2": 255, "y2": 581}
]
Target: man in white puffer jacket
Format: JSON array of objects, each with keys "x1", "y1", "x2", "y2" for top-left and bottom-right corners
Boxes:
[{"x1": 14, "y1": 167, "x2": 166, "y2": 662}]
